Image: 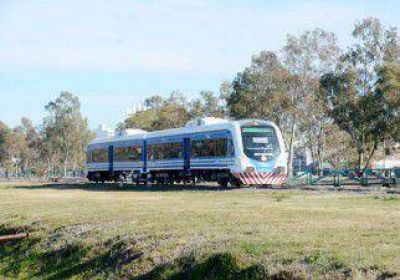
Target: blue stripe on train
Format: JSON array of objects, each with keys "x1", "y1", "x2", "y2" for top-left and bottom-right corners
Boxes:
[{"x1": 146, "y1": 130, "x2": 232, "y2": 144}]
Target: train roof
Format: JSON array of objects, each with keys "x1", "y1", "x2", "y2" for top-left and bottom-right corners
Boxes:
[
  {"x1": 88, "y1": 117, "x2": 278, "y2": 146},
  {"x1": 89, "y1": 129, "x2": 146, "y2": 145}
]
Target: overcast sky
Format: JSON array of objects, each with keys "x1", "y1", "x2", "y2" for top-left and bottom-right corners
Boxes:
[{"x1": 0, "y1": 0, "x2": 399, "y2": 129}]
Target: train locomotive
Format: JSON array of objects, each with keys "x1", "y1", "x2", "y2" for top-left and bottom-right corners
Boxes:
[{"x1": 86, "y1": 118, "x2": 288, "y2": 186}]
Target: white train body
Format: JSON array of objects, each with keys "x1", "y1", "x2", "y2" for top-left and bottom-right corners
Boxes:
[{"x1": 86, "y1": 118, "x2": 288, "y2": 186}]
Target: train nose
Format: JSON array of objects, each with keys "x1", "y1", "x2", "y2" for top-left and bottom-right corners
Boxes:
[
  {"x1": 245, "y1": 166, "x2": 255, "y2": 173},
  {"x1": 233, "y1": 172, "x2": 287, "y2": 185}
]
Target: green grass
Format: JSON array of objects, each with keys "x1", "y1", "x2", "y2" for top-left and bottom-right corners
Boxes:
[{"x1": 0, "y1": 183, "x2": 399, "y2": 279}]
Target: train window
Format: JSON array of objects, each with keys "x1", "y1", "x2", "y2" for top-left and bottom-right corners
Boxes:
[
  {"x1": 191, "y1": 138, "x2": 232, "y2": 158},
  {"x1": 147, "y1": 145, "x2": 155, "y2": 160},
  {"x1": 147, "y1": 144, "x2": 159, "y2": 160},
  {"x1": 241, "y1": 126, "x2": 280, "y2": 161},
  {"x1": 91, "y1": 149, "x2": 98, "y2": 162},
  {"x1": 114, "y1": 145, "x2": 142, "y2": 162},
  {"x1": 147, "y1": 142, "x2": 183, "y2": 160},
  {"x1": 127, "y1": 146, "x2": 142, "y2": 161},
  {"x1": 215, "y1": 138, "x2": 227, "y2": 157},
  {"x1": 100, "y1": 148, "x2": 109, "y2": 162},
  {"x1": 91, "y1": 148, "x2": 108, "y2": 163},
  {"x1": 163, "y1": 142, "x2": 183, "y2": 159},
  {"x1": 153, "y1": 144, "x2": 164, "y2": 160},
  {"x1": 205, "y1": 139, "x2": 216, "y2": 157},
  {"x1": 191, "y1": 140, "x2": 203, "y2": 158},
  {"x1": 227, "y1": 138, "x2": 235, "y2": 157}
]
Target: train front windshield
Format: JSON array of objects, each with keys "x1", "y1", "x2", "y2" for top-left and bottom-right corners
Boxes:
[{"x1": 241, "y1": 126, "x2": 280, "y2": 161}]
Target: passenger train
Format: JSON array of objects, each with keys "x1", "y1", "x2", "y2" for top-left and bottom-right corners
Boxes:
[{"x1": 86, "y1": 118, "x2": 288, "y2": 186}]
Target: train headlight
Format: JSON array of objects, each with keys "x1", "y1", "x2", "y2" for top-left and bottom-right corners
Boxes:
[
  {"x1": 245, "y1": 166, "x2": 255, "y2": 173},
  {"x1": 261, "y1": 155, "x2": 268, "y2": 162}
]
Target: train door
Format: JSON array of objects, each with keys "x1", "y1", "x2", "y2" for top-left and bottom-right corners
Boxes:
[
  {"x1": 108, "y1": 145, "x2": 114, "y2": 172},
  {"x1": 142, "y1": 139, "x2": 147, "y2": 174},
  {"x1": 183, "y1": 138, "x2": 191, "y2": 175}
]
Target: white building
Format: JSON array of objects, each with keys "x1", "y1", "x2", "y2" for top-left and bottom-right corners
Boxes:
[
  {"x1": 373, "y1": 155, "x2": 400, "y2": 169},
  {"x1": 94, "y1": 124, "x2": 114, "y2": 139}
]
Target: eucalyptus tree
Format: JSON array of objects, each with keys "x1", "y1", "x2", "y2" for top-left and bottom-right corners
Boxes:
[
  {"x1": 124, "y1": 92, "x2": 191, "y2": 131},
  {"x1": 0, "y1": 121, "x2": 10, "y2": 164},
  {"x1": 343, "y1": 17, "x2": 400, "y2": 96},
  {"x1": 0, "y1": 119, "x2": 43, "y2": 174},
  {"x1": 124, "y1": 90, "x2": 226, "y2": 131},
  {"x1": 190, "y1": 91, "x2": 226, "y2": 119},
  {"x1": 224, "y1": 51, "x2": 291, "y2": 121},
  {"x1": 42, "y1": 92, "x2": 92, "y2": 176},
  {"x1": 320, "y1": 18, "x2": 400, "y2": 172},
  {"x1": 14, "y1": 118, "x2": 43, "y2": 173},
  {"x1": 320, "y1": 68, "x2": 399, "y2": 172},
  {"x1": 378, "y1": 62, "x2": 400, "y2": 143},
  {"x1": 283, "y1": 28, "x2": 341, "y2": 174},
  {"x1": 5, "y1": 127, "x2": 30, "y2": 173}
]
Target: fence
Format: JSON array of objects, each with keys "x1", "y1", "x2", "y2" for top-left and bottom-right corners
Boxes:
[
  {"x1": 287, "y1": 168, "x2": 400, "y2": 188},
  {"x1": 0, "y1": 169, "x2": 85, "y2": 180}
]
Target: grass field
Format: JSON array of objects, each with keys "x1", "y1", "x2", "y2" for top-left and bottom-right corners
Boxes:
[{"x1": 1, "y1": 182, "x2": 399, "y2": 279}]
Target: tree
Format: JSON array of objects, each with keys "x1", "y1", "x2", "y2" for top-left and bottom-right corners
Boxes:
[
  {"x1": 124, "y1": 92, "x2": 191, "y2": 131},
  {"x1": 43, "y1": 91, "x2": 93, "y2": 176},
  {"x1": 4, "y1": 128, "x2": 29, "y2": 174},
  {"x1": 0, "y1": 119, "x2": 44, "y2": 175},
  {"x1": 152, "y1": 91, "x2": 191, "y2": 130},
  {"x1": 323, "y1": 125, "x2": 358, "y2": 169},
  {"x1": 13, "y1": 118, "x2": 43, "y2": 173},
  {"x1": 190, "y1": 91, "x2": 226, "y2": 118},
  {"x1": 320, "y1": 65, "x2": 399, "y2": 173},
  {"x1": 320, "y1": 18, "x2": 400, "y2": 173},
  {"x1": 0, "y1": 121, "x2": 10, "y2": 164},
  {"x1": 343, "y1": 17, "x2": 400, "y2": 96},
  {"x1": 224, "y1": 51, "x2": 288, "y2": 118},
  {"x1": 283, "y1": 28, "x2": 341, "y2": 175},
  {"x1": 123, "y1": 109, "x2": 159, "y2": 132},
  {"x1": 153, "y1": 104, "x2": 190, "y2": 131},
  {"x1": 123, "y1": 90, "x2": 226, "y2": 131},
  {"x1": 378, "y1": 63, "x2": 400, "y2": 142}
]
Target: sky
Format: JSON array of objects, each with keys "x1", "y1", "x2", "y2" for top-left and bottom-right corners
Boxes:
[{"x1": 0, "y1": 0, "x2": 399, "y2": 129}]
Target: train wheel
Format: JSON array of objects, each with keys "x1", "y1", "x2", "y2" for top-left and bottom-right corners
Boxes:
[
  {"x1": 217, "y1": 178, "x2": 229, "y2": 188},
  {"x1": 134, "y1": 177, "x2": 140, "y2": 186},
  {"x1": 230, "y1": 177, "x2": 242, "y2": 188},
  {"x1": 116, "y1": 174, "x2": 125, "y2": 187},
  {"x1": 165, "y1": 175, "x2": 174, "y2": 187},
  {"x1": 157, "y1": 177, "x2": 166, "y2": 186}
]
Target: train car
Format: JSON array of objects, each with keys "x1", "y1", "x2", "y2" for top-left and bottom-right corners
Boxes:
[
  {"x1": 86, "y1": 117, "x2": 288, "y2": 186},
  {"x1": 86, "y1": 129, "x2": 146, "y2": 183}
]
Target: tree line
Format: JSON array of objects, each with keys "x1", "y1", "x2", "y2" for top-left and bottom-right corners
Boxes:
[
  {"x1": 0, "y1": 92, "x2": 93, "y2": 176},
  {"x1": 0, "y1": 17, "x2": 399, "y2": 177}
]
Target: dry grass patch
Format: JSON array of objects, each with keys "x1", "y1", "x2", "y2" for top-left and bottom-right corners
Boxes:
[{"x1": 0, "y1": 183, "x2": 399, "y2": 279}]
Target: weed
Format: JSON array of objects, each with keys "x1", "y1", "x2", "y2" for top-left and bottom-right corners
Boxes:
[
  {"x1": 240, "y1": 242, "x2": 269, "y2": 255},
  {"x1": 272, "y1": 192, "x2": 291, "y2": 202}
]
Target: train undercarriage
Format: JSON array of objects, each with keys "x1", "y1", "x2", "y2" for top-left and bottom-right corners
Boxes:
[{"x1": 87, "y1": 169, "x2": 246, "y2": 187}]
